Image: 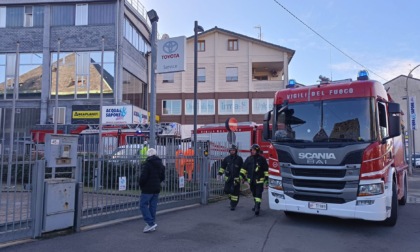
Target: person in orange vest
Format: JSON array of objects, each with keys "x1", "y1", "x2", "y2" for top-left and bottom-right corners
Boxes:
[
  {"x1": 175, "y1": 145, "x2": 185, "y2": 177},
  {"x1": 183, "y1": 145, "x2": 195, "y2": 181}
]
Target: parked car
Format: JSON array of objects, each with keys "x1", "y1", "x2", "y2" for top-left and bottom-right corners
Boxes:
[
  {"x1": 411, "y1": 153, "x2": 420, "y2": 167},
  {"x1": 107, "y1": 144, "x2": 143, "y2": 166}
]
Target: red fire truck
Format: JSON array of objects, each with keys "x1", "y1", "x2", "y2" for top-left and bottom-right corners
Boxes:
[
  {"x1": 196, "y1": 120, "x2": 276, "y2": 177},
  {"x1": 263, "y1": 70, "x2": 407, "y2": 226},
  {"x1": 31, "y1": 122, "x2": 181, "y2": 155}
]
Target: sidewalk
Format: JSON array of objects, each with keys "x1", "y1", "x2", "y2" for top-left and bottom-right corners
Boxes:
[
  {"x1": 408, "y1": 167, "x2": 420, "y2": 203},
  {"x1": 1, "y1": 194, "x2": 275, "y2": 252}
]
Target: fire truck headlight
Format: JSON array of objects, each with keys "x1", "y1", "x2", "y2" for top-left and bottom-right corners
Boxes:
[
  {"x1": 358, "y1": 182, "x2": 384, "y2": 196},
  {"x1": 269, "y1": 178, "x2": 283, "y2": 190}
]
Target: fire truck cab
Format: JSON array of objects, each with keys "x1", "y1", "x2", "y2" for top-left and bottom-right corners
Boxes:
[{"x1": 263, "y1": 71, "x2": 407, "y2": 226}]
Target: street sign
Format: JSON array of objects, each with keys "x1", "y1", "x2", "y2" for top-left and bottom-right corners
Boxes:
[
  {"x1": 410, "y1": 96, "x2": 417, "y2": 130},
  {"x1": 156, "y1": 36, "x2": 186, "y2": 73}
]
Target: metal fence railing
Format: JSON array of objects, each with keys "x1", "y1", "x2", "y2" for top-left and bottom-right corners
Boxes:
[{"x1": 0, "y1": 133, "x2": 229, "y2": 244}]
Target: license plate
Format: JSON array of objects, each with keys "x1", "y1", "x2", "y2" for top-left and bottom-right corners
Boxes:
[{"x1": 308, "y1": 202, "x2": 327, "y2": 210}]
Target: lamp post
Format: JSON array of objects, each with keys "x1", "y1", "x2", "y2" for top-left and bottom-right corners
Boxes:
[
  {"x1": 147, "y1": 9, "x2": 159, "y2": 148},
  {"x1": 406, "y1": 64, "x2": 420, "y2": 175},
  {"x1": 193, "y1": 21, "x2": 204, "y2": 168}
]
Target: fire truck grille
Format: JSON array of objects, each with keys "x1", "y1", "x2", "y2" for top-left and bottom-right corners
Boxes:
[
  {"x1": 291, "y1": 168, "x2": 346, "y2": 178},
  {"x1": 293, "y1": 194, "x2": 346, "y2": 204},
  {"x1": 293, "y1": 179, "x2": 346, "y2": 190}
]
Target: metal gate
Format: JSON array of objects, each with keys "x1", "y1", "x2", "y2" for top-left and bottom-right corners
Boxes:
[
  {"x1": 0, "y1": 132, "x2": 41, "y2": 243},
  {"x1": 76, "y1": 137, "x2": 226, "y2": 227},
  {"x1": 0, "y1": 134, "x2": 227, "y2": 244}
]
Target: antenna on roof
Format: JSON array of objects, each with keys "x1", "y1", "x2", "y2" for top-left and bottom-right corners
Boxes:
[{"x1": 254, "y1": 25, "x2": 262, "y2": 40}]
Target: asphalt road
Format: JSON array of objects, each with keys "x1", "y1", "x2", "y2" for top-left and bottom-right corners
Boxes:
[{"x1": 2, "y1": 169, "x2": 420, "y2": 252}]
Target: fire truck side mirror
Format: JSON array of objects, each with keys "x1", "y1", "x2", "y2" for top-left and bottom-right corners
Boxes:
[
  {"x1": 388, "y1": 102, "x2": 401, "y2": 138},
  {"x1": 263, "y1": 111, "x2": 272, "y2": 140}
]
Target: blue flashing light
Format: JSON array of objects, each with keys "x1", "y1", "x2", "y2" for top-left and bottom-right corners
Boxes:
[
  {"x1": 136, "y1": 129, "x2": 142, "y2": 134},
  {"x1": 287, "y1": 79, "x2": 296, "y2": 88},
  {"x1": 357, "y1": 70, "x2": 369, "y2": 80}
]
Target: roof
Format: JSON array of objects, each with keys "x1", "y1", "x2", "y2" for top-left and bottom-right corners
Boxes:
[
  {"x1": 187, "y1": 26, "x2": 295, "y2": 63},
  {"x1": 383, "y1": 75, "x2": 420, "y2": 86}
]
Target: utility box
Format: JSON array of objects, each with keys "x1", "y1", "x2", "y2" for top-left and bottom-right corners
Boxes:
[
  {"x1": 43, "y1": 179, "x2": 76, "y2": 232},
  {"x1": 44, "y1": 134, "x2": 78, "y2": 168},
  {"x1": 43, "y1": 134, "x2": 78, "y2": 232}
]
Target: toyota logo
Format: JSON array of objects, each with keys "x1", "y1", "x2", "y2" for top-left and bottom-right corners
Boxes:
[{"x1": 163, "y1": 41, "x2": 178, "y2": 54}]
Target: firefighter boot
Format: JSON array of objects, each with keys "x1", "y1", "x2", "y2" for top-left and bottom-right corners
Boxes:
[
  {"x1": 252, "y1": 202, "x2": 256, "y2": 212},
  {"x1": 254, "y1": 203, "x2": 261, "y2": 216}
]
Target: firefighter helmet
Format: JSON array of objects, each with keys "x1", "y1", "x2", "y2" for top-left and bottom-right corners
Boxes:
[
  {"x1": 229, "y1": 144, "x2": 238, "y2": 151},
  {"x1": 250, "y1": 144, "x2": 261, "y2": 153}
]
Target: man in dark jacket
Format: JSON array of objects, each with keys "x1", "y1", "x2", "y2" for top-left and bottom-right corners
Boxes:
[
  {"x1": 139, "y1": 148, "x2": 165, "y2": 233},
  {"x1": 243, "y1": 144, "x2": 268, "y2": 216},
  {"x1": 218, "y1": 144, "x2": 246, "y2": 211}
]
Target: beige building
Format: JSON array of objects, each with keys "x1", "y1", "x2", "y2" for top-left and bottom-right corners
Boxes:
[
  {"x1": 384, "y1": 75, "x2": 420, "y2": 153},
  {"x1": 155, "y1": 27, "x2": 295, "y2": 138}
]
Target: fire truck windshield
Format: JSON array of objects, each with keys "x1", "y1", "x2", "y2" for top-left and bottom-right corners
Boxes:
[{"x1": 273, "y1": 98, "x2": 373, "y2": 143}]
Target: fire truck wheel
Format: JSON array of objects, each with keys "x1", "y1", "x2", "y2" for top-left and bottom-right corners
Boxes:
[
  {"x1": 383, "y1": 180, "x2": 398, "y2": 226},
  {"x1": 398, "y1": 174, "x2": 408, "y2": 206}
]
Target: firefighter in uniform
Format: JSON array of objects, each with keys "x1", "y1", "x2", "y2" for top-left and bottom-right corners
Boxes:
[
  {"x1": 243, "y1": 144, "x2": 268, "y2": 216},
  {"x1": 175, "y1": 145, "x2": 185, "y2": 177},
  {"x1": 218, "y1": 144, "x2": 246, "y2": 211},
  {"x1": 139, "y1": 141, "x2": 149, "y2": 162},
  {"x1": 183, "y1": 146, "x2": 195, "y2": 181}
]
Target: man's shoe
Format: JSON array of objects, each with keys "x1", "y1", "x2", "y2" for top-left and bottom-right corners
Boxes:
[
  {"x1": 143, "y1": 223, "x2": 157, "y2": 233},
  {"x1": 230, "y1": 206, "x2": 235, "y2": 211}
]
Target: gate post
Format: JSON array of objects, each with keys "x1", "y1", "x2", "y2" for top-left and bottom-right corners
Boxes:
[
  {"x1": 199, "y1": 141, "x2": 209, "y2": 205},
  {"x1": 74, "y1": 157, "x2": 83, "y2": 232},
  {"x1": 31, "y1": 160, "x2": 45, "y2": 238}
]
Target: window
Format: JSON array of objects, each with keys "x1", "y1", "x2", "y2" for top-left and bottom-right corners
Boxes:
[
  {"x1": 51, "y1": 51, "x2": 115, "y2": 99},
  {"x1": 6, "y1": 6, "x2": 24, "y2": 27},
  {"x1": 124, "y1": 17, "x2": 150, "y2": 55},
  {"x1": 122, "y1": 70, "x2": 147, "y2": 109},
  {"x1": 75, "y1": 4, "x2": 88, "y2": 26},
  {"x1": 198, "y1": 68, "x2": 206, "y2": 82},
  {"x1": 198, "y1": 40, "x2": 205, "y2": 52},
  {"x1": 0, "y1": 7, "x2": 6, "y2": 27},
  {"x1": 228, "y1": 39, "x2": 238, "y2": 51},
  {"x1": 254, "y1": 76, "x2": 268, "y2": 81},
  {"x1": 52, "y1": 5, "x2": 75, "y2": 26},
  {"x1": 5, "y1": 54, "x2": 16, "y2": 91},
  {"x1": 162, "y1": 100, "x2": 181, "y2": 115},
  {"x1": 33, "y1": 6, "x2": 44, "y2": 27},
  {"x1": 226, "y1": 67, "x2": 238, "y2": 82},
  {"x1": 0, "y1": 53, "x2": 45, "y2": 100},
  {"x1": 88, "y1": 3, "x2": 115, "y2": 25},
  {"x1": 218, "y1": 99, "x2": 249, "y2": 115},
  {"x1": 162, "y1": 72, "x2": 174, "y2": 83},
  {"x1": 24, "y1": 6, "x2": 33, "y2": 27},
  {"x1": 378, "y1": 102, "x2": 388, "y2": 139},
  {"x1": 252, "y1": 98, "x2": 273, "y2": 114},
  {"x1": 53, "y1": 107, "x2": 66, "y2": 124},
  {"x1": 76, "y1": 52, "x2": 90, "y2": 75},
  {"x1": 185, "y1": 99, "x2": 215, "y2": 115},
  {"x1": 18, "y1": 53, "x2": 43, "y2": 97}
]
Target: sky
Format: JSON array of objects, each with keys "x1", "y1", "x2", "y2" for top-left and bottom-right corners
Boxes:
[{"x1": 141, "y1": 0, "x2": 420, "y2": 85}]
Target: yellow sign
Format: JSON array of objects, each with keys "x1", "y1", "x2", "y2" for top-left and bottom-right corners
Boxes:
[
  {"x1": 72, "y1": 111, "x2": 100, "y2": 119},
  {"x1": 147, "y1": 112, "x2": 160, "y2": 123}
]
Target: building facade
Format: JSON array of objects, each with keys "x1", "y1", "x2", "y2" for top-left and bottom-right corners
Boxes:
[
  {"x1": 155, "y1": 27, "x2": 295, "y2": 138},
  {"x1": 384, "y1": 75, "x2": 420, "y2": 153},
  {"x1": 0, "y1": 0, "x2": 151, "y2": 135}
]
